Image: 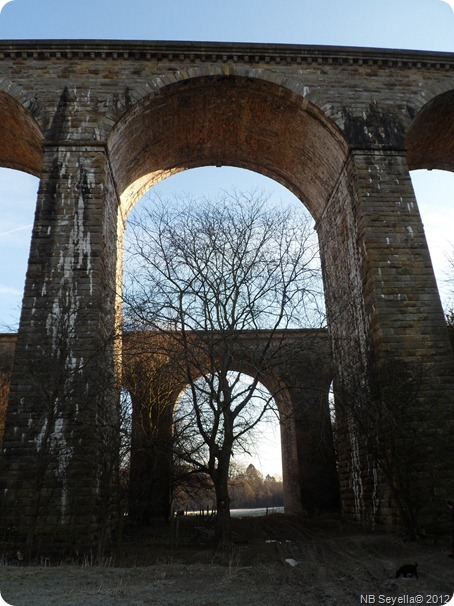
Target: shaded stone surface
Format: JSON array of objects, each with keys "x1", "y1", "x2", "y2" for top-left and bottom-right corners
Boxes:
[{"x1": 0, "y1": 41, "x2": 452, "y2": 548}]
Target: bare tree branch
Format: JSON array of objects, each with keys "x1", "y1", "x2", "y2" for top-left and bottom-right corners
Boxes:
[{"x1": 123, "y1": 190, "x2": 324, "y2": 551}]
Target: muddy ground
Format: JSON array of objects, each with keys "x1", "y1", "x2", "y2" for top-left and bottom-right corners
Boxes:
[{"x1": 0, "y1": 514, "x2": 453, "y2": 606}]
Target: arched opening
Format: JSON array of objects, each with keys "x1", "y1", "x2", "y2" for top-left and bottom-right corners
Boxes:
[
  {"x1": 0, "y1": 91, "x2": 43, "y2": 176},
  {"x1": 122, "y1": 326, "x2": 298, "y2": 524},
  {"x1": 0, "y1": 168, "x2": 40, "y2": 330},
  {"x1": 112, "y1": 77, "x2": 345, "y2": 527},
  {"x1": 406, "y1": 88, "x2": 454, "y2": 313},
  {"x1": 406, "y1": 89, "x2": 454, "y2": 173},
  {"x1": 410, "y1": 169, "x2": 454, "y2": 310},
  {"x1": 0, "y1": 92, "x2": 42, "y2": 330},
  {"x1": 174, "y1": 371, "x2": 283, "y2": 515},
  {"x1": 122, "y1": 179, "x2": 314, "y2": 519}
]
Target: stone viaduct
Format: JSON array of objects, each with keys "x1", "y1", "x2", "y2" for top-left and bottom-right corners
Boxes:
[
  {"x1": 0, "y1": 328, "x2": 337, "y2": 532},
  {"x1": 0, "y1": 40, "x2": 453, "y2": 549}
]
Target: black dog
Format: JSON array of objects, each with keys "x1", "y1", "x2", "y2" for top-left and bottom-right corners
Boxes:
[{"x1": 396, "y1": 562, "x2": 418, "y2": 579}]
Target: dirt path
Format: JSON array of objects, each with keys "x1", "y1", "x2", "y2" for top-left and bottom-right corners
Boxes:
[{"x1": 1, "y1": 515, "x2": 452, "y2": 605}]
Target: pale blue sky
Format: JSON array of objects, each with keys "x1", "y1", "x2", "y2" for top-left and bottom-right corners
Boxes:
[
  {"x1": 0, "y1": 0, "x2": 454, "y2": 51},
  {"x1": 0, "y1": 0, "x2": 453, "y2": 474}
]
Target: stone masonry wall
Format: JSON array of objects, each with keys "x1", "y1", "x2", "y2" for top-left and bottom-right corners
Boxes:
[
  {"x1": 1, "y1": 146, "x2": 121, "y2": 548},
  {"x1": 0, "y1": 41, "x2": 452, "y2": 547}
]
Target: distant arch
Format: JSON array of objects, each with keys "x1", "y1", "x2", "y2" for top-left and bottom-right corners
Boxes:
[
  {"x1": 0, "y1": 90, "x2": 43, "y2": 175},
  {"x1": 122, "y1": 329, "x2": 337, "y2": 520},
  {"x1": 406, "y1": 89, "x2": 454, "y2": 172}
]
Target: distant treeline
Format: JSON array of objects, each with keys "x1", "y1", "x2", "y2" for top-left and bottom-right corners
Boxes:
[{"x1": 173, "y1": 463, "x2": 283, "y2": 512}]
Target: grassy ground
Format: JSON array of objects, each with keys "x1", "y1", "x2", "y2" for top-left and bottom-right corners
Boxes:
[{"x1": 1, "y1": 514, "x2": 453, "y2": 606}]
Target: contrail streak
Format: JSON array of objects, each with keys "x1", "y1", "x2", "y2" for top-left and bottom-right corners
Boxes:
[{"x1": 0, "y1": 224, "x2": 32, "y2": 237}]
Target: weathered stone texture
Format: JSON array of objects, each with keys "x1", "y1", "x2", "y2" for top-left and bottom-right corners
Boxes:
[{"x1": 0, "y1": 40, "x2": 452, "y2": 547}]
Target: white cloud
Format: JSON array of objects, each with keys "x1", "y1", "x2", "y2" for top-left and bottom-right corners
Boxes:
[{"x1": 0, "y1": 284, "x2": 22, "y2": 297}]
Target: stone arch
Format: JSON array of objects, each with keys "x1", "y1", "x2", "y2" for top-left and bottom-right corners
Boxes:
[
  {"x1": 123, "y1": 329, "x2": 337, "y2": 520},
  {"x1": 406, "y1": 89, "x2": 454, "y2": 172},
  {"x1": 0, "y1": 89, "x2": 43, "y2": 175},
  {"x1": 168, "y1": 359, "x2": 294, "y2": 424},
  {"x1": 123, "y1": 342, "x2": 292, "y2": 522},
  {"x1": 107, "y1": 74, "x2": 349, "y2": 220}
]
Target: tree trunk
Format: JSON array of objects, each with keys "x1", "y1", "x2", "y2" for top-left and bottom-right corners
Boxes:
[{"x1": 213, "y1": 455, "x2": 232, "y2": 552}]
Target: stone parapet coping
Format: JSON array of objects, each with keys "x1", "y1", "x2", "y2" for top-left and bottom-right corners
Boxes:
[{"x1": 0, "y1": 40, "x2": 452, "y2": 69}]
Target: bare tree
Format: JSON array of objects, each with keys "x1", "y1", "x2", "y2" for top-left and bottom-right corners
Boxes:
[
  {"x1": 123, "y1": 191, "x2": 323, "y2": 550},
  {"x1": 443, "y1": 245, "x2": 454, "y2": 349}
]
